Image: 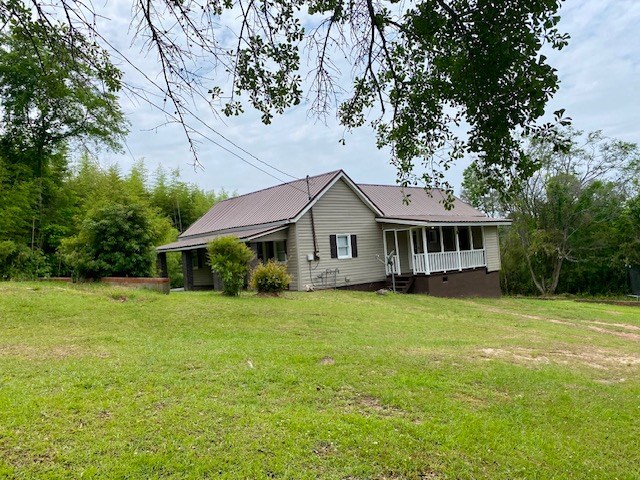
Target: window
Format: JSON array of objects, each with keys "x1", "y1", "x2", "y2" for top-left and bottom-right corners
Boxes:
[
  {"x1": 337, "y1": 235, "x2": 351, "y2": 258},
  {"x1": 255, "y1": 241, "x2": 287, "y2": 263},
  {"x1": 330, "y1": 234, "x2": 358, "y2": 259},
  {"x1": 192, "y1": 249, "x2": 205, "y2": 269},
  {"x1": 275, "y1": 241, "x2": 287, "y2": 262}
]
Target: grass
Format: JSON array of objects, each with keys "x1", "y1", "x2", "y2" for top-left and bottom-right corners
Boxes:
[{"x1": 0, "y1": 282, "x2": 639, "y2": 479}]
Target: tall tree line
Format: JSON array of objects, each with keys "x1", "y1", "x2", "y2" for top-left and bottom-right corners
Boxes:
[
  {"x1": 0, "y1": 18, "x2": 226, "y2": 283},
  {"x1": 1, "y1": 152, "x2": 228, "y2": 281}
]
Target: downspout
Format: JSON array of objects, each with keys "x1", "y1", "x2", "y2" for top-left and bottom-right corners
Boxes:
[{"x1": 306, "y1": 175, "x2": 320, "y2": 260}]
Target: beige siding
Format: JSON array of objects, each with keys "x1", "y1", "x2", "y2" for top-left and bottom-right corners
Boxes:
[
  {"x1": 286, "y1": 224, "x2": 300, "y2": 290},
  {"x1": 294, "y1": 178, "x2": 385, "y2": 290},
  {"x1": 252, "y1": 229, "x2": 288, "y2": 242},
  {"x1": 484, "y1": 226, "x2": 501, "y2": 272}
]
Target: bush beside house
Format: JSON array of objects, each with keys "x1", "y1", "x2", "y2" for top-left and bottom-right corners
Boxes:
[
  {"x1": 207, "y1": 236, "x2": 254, "y2": 296},
  {"x1": 250, "y1": 260, "x2": 291, "y2": 294}
]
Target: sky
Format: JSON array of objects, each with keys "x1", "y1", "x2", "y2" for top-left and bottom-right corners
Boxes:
[{"x1": 95, "y1": 0, "x2": 640, "y2": 196}]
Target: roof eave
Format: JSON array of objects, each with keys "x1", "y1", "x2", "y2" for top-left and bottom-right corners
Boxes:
[
  {"x1": 157, "y1": 225, "x2": 291, "y2": 253},
  {"x1": 376, "y1": 217, "x2": 512, "y2": 227}
]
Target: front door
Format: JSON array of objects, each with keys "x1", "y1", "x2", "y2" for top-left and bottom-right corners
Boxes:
[
  {"x1": 395, "y1": 230, "x2": 412, "y2": 274},
  {"x1": 383, "y1": 230, "x2": 412, "y2": 275}
]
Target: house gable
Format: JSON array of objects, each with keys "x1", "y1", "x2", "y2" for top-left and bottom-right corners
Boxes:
[
  {"x1": 292, "y1": 177, "x2": 385, "y2": 290},
  {"x1": 292, "y1": 171, "x2": 383, "y2": 222}
]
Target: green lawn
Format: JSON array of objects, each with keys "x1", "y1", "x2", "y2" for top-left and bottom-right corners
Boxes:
[{"x1": 0, "y1": 283, "x2": 639, "y2": 479}]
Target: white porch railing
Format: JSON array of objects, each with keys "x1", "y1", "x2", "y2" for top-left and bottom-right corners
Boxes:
[
  {"x1": 412, "y1": 253, "x2": 427, "y2": 274},
  {"x1": 460, "y1": 249, "x2": 486, "y2": 269},
  {"x1": 411, "y1": 249, "x2": 486, "y2": 274},
  {"x1": 385, "y1": 254, "x2": 400, "y2": 275},
  {"x1": 428, "y1": 251, "x2": 459, "y2": 272}
]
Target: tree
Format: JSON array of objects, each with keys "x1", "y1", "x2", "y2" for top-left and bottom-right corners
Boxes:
[
  {"x1": 0, "y1": 14, "x2": 127, "y2": 276},
  {"x1": 0, "y1": 16, "x2": 126, "y2": 173},
  {"x1": 207, "y1": 237, "x2": 254, "y2": 296},
  {"x1": 460, "y1": 164, "x2": 505, "y2": 218},
  {"x1": 464, "y1": 130, "x2": 639, "y2": 296},
  {"x1": 151, "y1": 165, "x2": 229, "y2": 233},
  {"x1": 1, "y1": 0, "x2": 569, "y2": 195},
  {"x1": 61, "y1": 202, "x2": 160, "y2": 279}
]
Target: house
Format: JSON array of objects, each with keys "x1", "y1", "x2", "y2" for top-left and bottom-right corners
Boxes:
[{"x1": 156, "y1": 170, "x2": 510, "y2": 297}]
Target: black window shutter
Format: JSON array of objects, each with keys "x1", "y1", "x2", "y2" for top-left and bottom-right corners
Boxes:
[
  {"x1": 350, "y1": 235, "x2": 358, "y2": 258},
  {"x1": 330, "y1": 235, "x2": 337, "y2": 258}
]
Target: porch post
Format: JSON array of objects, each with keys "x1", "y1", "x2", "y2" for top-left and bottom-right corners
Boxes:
[
  {"x1": 182, "y1": 250, "x2": 194, "y2": 291},
  {"x1": 455, "y1": 227, "x2": 462, "y2": 271},
  {"x1": 157, "y1": 251, "x2": 168, "y2": 278},
  {"x1": 481, "y1": 226, "x2": 486, "y2": 267},
  {"x1": 393, "y1": 230, "x2": 400, "y2": 274},
  {"x1": 409, "y1": 228, "x2": 415, "y2": 274},
  {"x1": 382, "y1": 230, "x2": 389, "y2": 274},
  {"x1": 422, "y1": 227, "x2": 430, "y2": 275}
]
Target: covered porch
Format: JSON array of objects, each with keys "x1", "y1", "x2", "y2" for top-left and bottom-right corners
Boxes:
[
  {"x1": 156, "y1": 224, "x2": 290, "y2": 291},
  {"x1": 382, "y1": 224, "x2": 487, "y2": 276}
]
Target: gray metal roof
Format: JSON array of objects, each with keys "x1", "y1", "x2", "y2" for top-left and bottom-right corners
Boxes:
[{"x1": 180, "y1": 170, "x2": 341, "y2": 238}]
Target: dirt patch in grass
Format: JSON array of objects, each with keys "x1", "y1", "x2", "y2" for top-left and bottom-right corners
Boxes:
[
  {"x1": 589, "y1": 321, "x2": 640, "y2": 332},
  {"x1": 477, "y1": 305, "x2": 640, "y2": 341},
  {"x1": 576, "y1": 299, "x2": 640, "y2": 307},
  {"x1": 0, "y1": 344, "x2": 108, "y2": 360},
  {"x1": 585, "y1": 325, "x2": 640, "y2": 341},
  {"x1": 319, "y1": 356, "x2": 335, "y2": 365},
  {"x1": 342, "y1": 392, "x2": 407, "y2": 419},
  {"x1": 0, "y1": 445, "x2": 56, "y2": 470},
  {"x1": 452, "y1": 391, "x2": 492, "y2": 408},
  {"x1": 313, "y1": 440, "x2": 337, "y2": 457},
  {"x1": 479, "y1": 347, "x2": 640, "y2": 370}
]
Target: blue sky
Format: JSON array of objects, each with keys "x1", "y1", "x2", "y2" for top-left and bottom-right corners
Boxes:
[{"x1": 98, "y1": 0, "x2": 640, "y2": 195}]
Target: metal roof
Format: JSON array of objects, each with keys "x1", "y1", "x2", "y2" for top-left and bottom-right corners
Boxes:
[
  {"x1": 376, "y1": 215, "x2": 511, "y2": 226},
  {"x1": 157, "y1": 171, "x2": 508, "y2": 252},
  {"x1": 180, "y1": 170, "x2": 341, "y2": 238},
  {"x1": 157, "y1": 225, "x2": 287, "y2": 252},
  {"x1": 358, "y1": 184, "x2": 508, "y2": 223}
]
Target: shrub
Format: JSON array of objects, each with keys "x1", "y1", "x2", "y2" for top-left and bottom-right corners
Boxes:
[
  {"x1": 0, "y1": 241, "x2": 51, "y2": 280},
  {"x1": 60, "y1": 202, "x2": 156, "y2": 279},
  {"x1": 165, "y1": 251, "x2": 184, "y2": 288},
  {"x1": 250, "y1": 260, "x2": 291, "y2": 294},
  {"x1": 207, "y1": 236, "x2": 254, "y2": 296}
]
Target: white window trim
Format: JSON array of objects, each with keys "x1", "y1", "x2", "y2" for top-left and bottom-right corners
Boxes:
[{"x1": 336, "y1": 234, "x2": 352, "y2": 259}]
